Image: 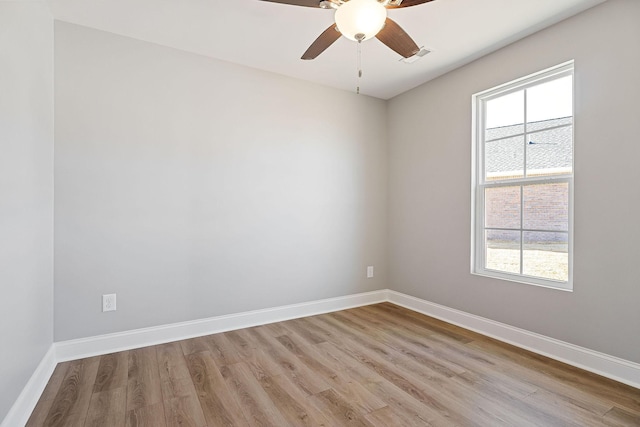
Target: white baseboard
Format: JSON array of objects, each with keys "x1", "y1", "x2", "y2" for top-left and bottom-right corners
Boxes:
[
  {"x1": 1, "y1": 345, "x2": 56, "y2": 427},
  {"x1": 387, "y1": 290, "x2": 640, "y2": 390},
  {"x1": 56, "y1": 287, "x2": 639, "y2": 389},
  {"x1": 7, "y1": 288, "x2": 640, "y2": 427},
  {"x1": 56, "y1": 289, "x2": 389, "y2": 362}
]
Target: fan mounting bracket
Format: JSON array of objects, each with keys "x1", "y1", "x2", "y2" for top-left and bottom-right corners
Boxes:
[
  {"x1": 319, "y1": 0, "x2": 342, "y2": 8},
  {"x1": 318, "y1": 0, "x2": 404, "y2": 8}
]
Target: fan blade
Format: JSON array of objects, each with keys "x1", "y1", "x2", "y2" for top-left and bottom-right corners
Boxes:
[
  {"x1": 386, "y1": 0, "x2": 435, "y2": 9},
  {"x1": 301, "y1": 25, "x2": 342, "y2": 60},
  {"x1": 376, "y1": 18, "x2": 420, "y2": 58},
  {"x1": 258, "y1": 0, "x2": 322, "y2": 8}
]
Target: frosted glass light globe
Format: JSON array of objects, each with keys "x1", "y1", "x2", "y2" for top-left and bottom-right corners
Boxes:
[{"x1": 335, "y1": 0, "x2": 387, "y2": 42}]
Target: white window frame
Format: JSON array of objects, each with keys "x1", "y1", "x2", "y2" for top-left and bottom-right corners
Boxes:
[{"x1": 471, "y1": 61, "x2": 574, "y2": 291}]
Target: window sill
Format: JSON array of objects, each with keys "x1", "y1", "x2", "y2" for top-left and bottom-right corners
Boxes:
[{"x1": 471, "y1": 270, "x2": 573, "y2": 292}]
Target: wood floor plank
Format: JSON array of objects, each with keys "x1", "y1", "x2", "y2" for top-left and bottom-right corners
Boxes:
[
  {"x1": 94, "y1": 352, "x2": 129, "y2": 393},
  {"x1": 336, "y1": 310, "x2": 565, "y2": 426},
  {"x1": 369, "y1": 303, "x2": 478, "y2": 343},
  {"x1": 258, "y1": 374, "x2": 331, "y2": 426},
  {"x1": 26, "y1": 303, "x2": 640, "y2": 427},
  {"x1": 451, "y1": 371, "x2": 560, "y2": 425},
  {"x1": 157, "y1": 342, "x2": 193, "y2": 399},
  {"x1": 338, "y1": 308, "x2": 466, "y2": 377},
  {"x1": 180, "y1": 336, "x2": 211, "y2": 356},
  {"x1": 275, "y1": 334, "x2": 343, "y2": 386},
  {"x1": 316, "y1": 313, "x2": 518, "y2": 426},
  {"x1": 300, "y1": 340, "x2": 373, "y2": 385},
  {"x1": 252, "y1": 321, "x2": 290, "y2": 338},
  {"x1": 245, "y1": 327, "x2": 331, "y2": 396},
  {"x1": 281, "y1": 317, "x2": 328, "y2": 345},
  {"x1": 338, "y1": 308, "x2": 558, "y2": 425},
  {"x1": 127, "y1": 346, "x2": 163, "y2": 411},
  {"x1": 440, "y1": 339, "x2": 540, "y2": 399},
  {"x1": 241, "y1": 347, "x2": 284, "y2": 382},
  {"x1": 311, "y1": 341, "x2": 455, "y2": 426},
  {"x1": 39, "y1": 357, "x2": 99, "y2": 427},
  {"x1": 337, "y1": 309, "x2": 502, "y2": 384},
  {"x1": 603, "y1": 406, "x2": 640, "y2": 426},
  {"x1": 163, "y1": 396, "x2": 207, "y2": 427},
  {"x1": 225, "y1": 329, "x2": 258, "y2": 360},
  {"x1": 333, "y1": 380, "x2": 387, "y2": 415},
  {"x1": 156, "y1": 342, "x2": 207, "y2": 427},
  {"x1": 466, "y1": 338, "x2": 628, "y2": 415},
  {"x1": 352, "y1": 306, "x2": 637, "y2": 426},
  {"x1": 289, "y1": 316, "x2": 336, "y2": 343},
  {"x1": 84, "y1": 387, "x2": 126, "y2": 427},
  {"x1": 181, "y1": 333, "x2": 242, "y2": 365},
  {"x1": 220, "y1": 361, "x2": 289, "y2": 426},
  {"x1": 185, "y1": 351, "x2": 250, "y2": 426},
  {"x1": 309, "y1": 388, "x2": 375, "y2": 427},
  {"x1": 413, "y1": 329, "x2": 541, "y2": 399},
  {"x1": 274, "y1": 331, "x2": 387, "y2": 415},
  {"x1": 364, "y1": 405, "x2": 430, "y2": 427},
  {"x1": 126, "y1": 402, "x2": 167, "y2": 427},
  {"x1": 523, "y1": 388, "x2": 610, "y2": 427},
  {"x1": 206, "y1": 332, "x2": 243, "y2": 366}
]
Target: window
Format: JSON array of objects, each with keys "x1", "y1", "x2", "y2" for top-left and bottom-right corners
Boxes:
[{"x1": 471, "y1": 62, "x2": 574, "y2": 290}]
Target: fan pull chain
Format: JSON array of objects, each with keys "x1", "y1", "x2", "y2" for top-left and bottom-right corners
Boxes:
[{"x1": 356, "y1": 40, "x2": 362, "y2": 95}]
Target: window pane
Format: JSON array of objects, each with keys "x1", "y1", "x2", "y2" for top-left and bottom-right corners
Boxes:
[
  {"x1": 526, "y1": 75, "x2": 573, "y2": 123},
  {"x1": 525, "y1": 126, "x2": 573, "y2": 177},
  {"x1": 485, "y1": 186, "x2": 521, "y2": 229},
  {"x1": 527, "y1": 116, "x2": 572, "y2": 133},
  {"x1": 523, "y1": 183, "x2": 569, "y2": 231},
  {"x1": 485, "y1": 123, "x2": 524, "y2": 142},
  {"x1": 485, "y1": 230, "x2": 520, "y2": 274},
  {"x1": 523, "y1": 231, "x2": 568, "y2": 282},
  {"x1": 485, "y1": 90, "x2": 524, "y2": 139},
  {"x1": 485, "y1": 136, "x2": 525, "y2": 181}
]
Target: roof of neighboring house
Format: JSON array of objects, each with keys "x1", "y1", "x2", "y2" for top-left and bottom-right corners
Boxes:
[{"x1": 485, "y1": 117, "x2": 573, "y2": 178}]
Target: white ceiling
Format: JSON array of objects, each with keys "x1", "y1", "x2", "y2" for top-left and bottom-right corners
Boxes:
[{"x1": 50, "y1": 0, "x2": 606, "y2": 99}]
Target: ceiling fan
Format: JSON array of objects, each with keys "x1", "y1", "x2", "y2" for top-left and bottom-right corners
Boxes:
[{"x1": 259, "y1": 0, "x2": 435, "y2": 60}]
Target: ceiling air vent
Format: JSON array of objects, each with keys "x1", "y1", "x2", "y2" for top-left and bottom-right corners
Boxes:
[{"x1": 400, "y1": 48, "x2": 431, "y2": 64}]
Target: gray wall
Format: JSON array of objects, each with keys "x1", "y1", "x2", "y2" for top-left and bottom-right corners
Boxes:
[
  {"x1": 0, "y1": 2, "x2": 54, "y2": 422},
  {"x1": 54, "y1": 22, "x2": 388, "y2": 341},
  {"x1": 388, "y1": 0, "x2": 640, "y2": 363}
]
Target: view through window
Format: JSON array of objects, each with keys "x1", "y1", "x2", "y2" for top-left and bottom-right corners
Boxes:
[{"x1": 472, "y1": 62, "x2": 574, "y2": 290}]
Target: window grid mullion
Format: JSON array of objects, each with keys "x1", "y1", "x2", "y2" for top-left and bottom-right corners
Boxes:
[
  {"x1": 485, "y1": 123, "x2": 573, "y2": 143},
  {"x1": 521, "y1": 90, "x2": 527, "y2": 276},
  {"x1": 485, "y1": 227, "x2": 569, "y2": 234},
  {"x1": 519, "y1": 185, "x2": 524, "y2": 275},
  {"x1": 524, "y1": 89, "x2": 528, "y2": 179},
  {"x1": 482, "y1": 176, "x2": 571, "y2": 189}
]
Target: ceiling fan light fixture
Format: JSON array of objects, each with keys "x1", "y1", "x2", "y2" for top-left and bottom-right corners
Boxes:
[{"x1": 335, "y1": 0, "x2": 387, "y2": 42}]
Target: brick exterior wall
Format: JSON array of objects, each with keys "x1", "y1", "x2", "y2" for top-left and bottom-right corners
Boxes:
[{"x1": 485, "y1": 183, "x2": 568, "y2": 243}]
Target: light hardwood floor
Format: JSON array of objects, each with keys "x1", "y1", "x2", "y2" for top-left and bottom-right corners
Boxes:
[{"x1": 27, "y1": 303, "x2": 640, "y2": 426}]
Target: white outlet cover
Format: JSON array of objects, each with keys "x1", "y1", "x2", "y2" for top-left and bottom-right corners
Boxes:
[
  {"x1": 367, "y1": 266, "x2": 374, "y2": 278},
  {"x1": 102, "y1": 294, "x2": 116, "y2": 312}
]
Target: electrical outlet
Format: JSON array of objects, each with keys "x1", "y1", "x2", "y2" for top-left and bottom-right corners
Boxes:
[
  {"x1": 367, "y1": 266, "x2": 374, "y2": 278},
  {"x1": 103, "y1": 294, "x2": 116, "y2": 312}
]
